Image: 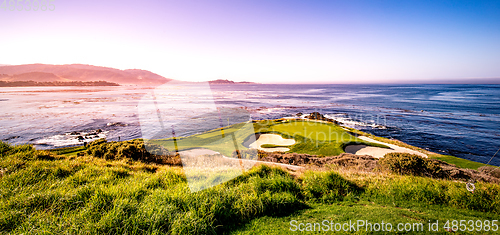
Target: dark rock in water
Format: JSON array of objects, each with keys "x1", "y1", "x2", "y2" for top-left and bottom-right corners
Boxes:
[
  {"x1": 70, "y1": 131, "x2": 80, "y2": 135},
  {"x1": 96, "y1": 129, "x2": 102, "y2": 133},
  {"x1": 303, "y1": 112, "x2": 339, "y2": 124},
  {"x1": 77, "y1": 136, "x2": 85, "y2": 141},
  {"x1": 296, "y1": 112, "x2": 303, "y2": 117},
  {"x1": 305, "y1": 112, "x2": 325, "y2": 120},
  {"x1": 4, "y1": 136, "x2": 20, "y2": 141},
  {"x1": 305, "y1": 112, "x2": 326, "y2": 120}
]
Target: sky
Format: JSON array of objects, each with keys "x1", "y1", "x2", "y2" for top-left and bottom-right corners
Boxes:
[{"x1": 1, "y1": 0, "x2": 500, "y2": 84}]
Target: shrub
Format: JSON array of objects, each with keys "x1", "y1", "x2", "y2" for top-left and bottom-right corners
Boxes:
[
  {"x1": 379, "y1": 152, "x2": 441, "y2": 177},
  {"x1": 478, "y1": 166, "x2": 500, "y2": 178},
  {"x1": 0, "y1": 142, "x2": 54, "y2": 161},
  {"x1": 85, "y1": 139, "x2": 178, "y2": 164},
  {"x1": 0, "y1": 141, "x2": 12, "y2": 156}
]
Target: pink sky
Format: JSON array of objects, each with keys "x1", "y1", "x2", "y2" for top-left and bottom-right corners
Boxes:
[{"x1": 1, "y1": 0, "x2": 500, "y2": 83}]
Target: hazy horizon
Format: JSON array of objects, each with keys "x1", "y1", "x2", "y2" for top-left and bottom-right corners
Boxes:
[
  {"x1": 1, "y1": 63, "x2": 500, "y2": 85},
  {"x1": 1, "y1": 0, "x2": 500, "y2": 84}
]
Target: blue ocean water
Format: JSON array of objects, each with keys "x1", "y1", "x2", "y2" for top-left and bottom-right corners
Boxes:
[
  {"x1": 209, "y1": 84, "x2": 500, "y2": 166},
  {"x1": 1, "y1": 84, "x2": 499, "y2": 166}
]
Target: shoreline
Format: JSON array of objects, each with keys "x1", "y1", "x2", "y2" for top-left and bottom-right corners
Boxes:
[{"x1": 44, "y1": 117, "x2": 491, "y2": 169}]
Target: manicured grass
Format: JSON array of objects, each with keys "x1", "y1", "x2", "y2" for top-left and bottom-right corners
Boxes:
[
  {"x1": 429, "y1": 154, "x2": 487, "y2": 170},
  {"x1": 150, "y1": 122, "x2": 255, "y2": 156},
  {"x1": 258, "y1": 119, "x2": 356, "y2": 142},
  {"x1": 260, "y1": 144, "x2": 291, "y2": 148},
  {"x1": 254, "y1": 119, "x2": 389, "y2": 156},
  {"x1": 151, "y1": 119, "x2": 389, "y2": 157}
]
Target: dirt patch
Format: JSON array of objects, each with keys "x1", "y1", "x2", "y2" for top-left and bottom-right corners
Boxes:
[{"x1": 259, "y1": 152, "x2": 380, "y2": 171}]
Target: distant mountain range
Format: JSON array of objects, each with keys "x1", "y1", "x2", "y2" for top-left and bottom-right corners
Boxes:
[
  {"x1": 0, "y1": 64, "x2": 172, "y2": 85},
  {"x1": 208, "y1": 79, "x2": 256, "y2": 84}
]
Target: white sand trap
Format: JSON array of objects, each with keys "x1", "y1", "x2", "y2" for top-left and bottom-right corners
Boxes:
[
  {"x1": 249, "y1": 134, "x2": 296, "y2": 152},
  {"x1": 178, "y1": 148, "x2": 221, "y2": 157},
  {"x1": 345, "y1": 136, "x2": 427, "y2": 158}
]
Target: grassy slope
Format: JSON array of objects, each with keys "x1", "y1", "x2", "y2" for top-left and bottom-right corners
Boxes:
[
  {"x1": 1, "y1": 142, "x2": 499, "y2": 234},
  {"x1": 231, "y1": 202, "x2": 499, "y2": 235},
  {"x1": 232, "y1": 170, "x2": 500, "y2": 234}
]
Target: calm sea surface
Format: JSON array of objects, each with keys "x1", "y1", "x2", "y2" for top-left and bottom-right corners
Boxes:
[{"x1": 1, "y1": 84, "x2": 499, "y2": 165}]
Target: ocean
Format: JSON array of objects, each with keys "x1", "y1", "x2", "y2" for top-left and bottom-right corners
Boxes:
[{"x1": 1, "y1": 83, "x2": 499, "y2": 166}]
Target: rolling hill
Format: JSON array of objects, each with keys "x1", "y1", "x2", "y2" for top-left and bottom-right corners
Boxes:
[{"x1": 0, "y1": 64, "x2": 171, "y2": 85}]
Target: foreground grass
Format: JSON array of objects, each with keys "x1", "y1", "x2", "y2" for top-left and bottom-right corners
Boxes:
[
  {"x1": 1, "y1": 142, "x2": 498, "y2": 234},
  {"x1": 231, "y1": 201, "x2": 499, "y2": 234}
]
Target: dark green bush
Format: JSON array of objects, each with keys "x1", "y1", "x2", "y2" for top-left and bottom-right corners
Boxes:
[
  {"x1": 85, "y1": 139, "x2": 176, "y2": 164},
  {"x1": 86, "y1": 139, "x2": 150, "y2": 160},
  {"x1": 0, "y1": 141, "x2": 12, "y2": 156},
  {"x1": 380, "y1": 152, "x2": 441, "y2": 177},
  {"x1": 0, "y1": 142, "x2": 54, "y2": 161}
]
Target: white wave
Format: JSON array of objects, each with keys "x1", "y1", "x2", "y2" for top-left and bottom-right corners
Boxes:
[
  {"x1": 35, "y1": 131, "x2": 108, "y2": 148},
  {"x1": 324, "y1": 114, "x2": 386, "y2": 129},
  {"x1": 302, "y1": 88, "x2": 326, "y2": 93}
]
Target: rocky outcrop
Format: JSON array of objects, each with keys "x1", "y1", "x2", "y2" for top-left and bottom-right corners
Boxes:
[
  {"x1": 304, "y1": 112, "x2": 338, "y2": 124},
  {"x1": 259, "y1": 152, "x2": 379, "y2": 171}
]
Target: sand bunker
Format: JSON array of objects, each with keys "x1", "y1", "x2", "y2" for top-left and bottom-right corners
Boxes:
[
  {"x1": 248, "y1": 134, "x2": 296, "y2": 152},
  {"x1": 178, "y1": 148, "x2": 221, "y2": 157},
  {"x1": 345, "y1": 136, "x2": 427, "y2": 158}
]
